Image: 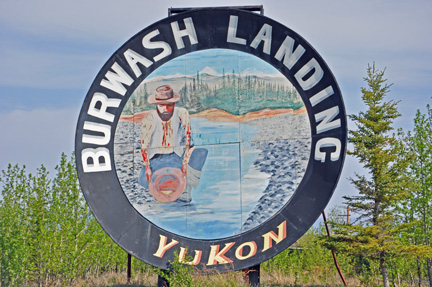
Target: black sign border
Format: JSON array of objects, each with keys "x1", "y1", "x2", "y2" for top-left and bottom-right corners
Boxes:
[{"x1": 75, "y1": 8, "x2": 347, "y2": 272}]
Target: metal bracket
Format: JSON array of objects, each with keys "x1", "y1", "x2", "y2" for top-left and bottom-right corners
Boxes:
[{"x1": 168, "y1": 5, "x2": 264, "y2": 16}]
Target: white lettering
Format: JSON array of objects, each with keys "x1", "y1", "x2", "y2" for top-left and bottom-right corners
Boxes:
[
  {"x1": 250, "y1": 24, "x2": 272, "y2": 54},
  {"x1": 315, "y1": 138, "x2": 341, "y2": 162},
  {"x1": 82, "y1": 122, "x2": 111, "y2": 145},
  {"x1": 227, "y1": 15, "x2": 247, "y2": 45},
  {"x1": 274, "y1": 36, "x2": 306, "y2": 70},
  {"x1": 315, "y1": 106, "x2": 341, "y2": 134},
  {"x1": 294, "y1": 58, "x2": 324, "y2": 91},
  {"x1": 310, "y1": 86, "x2": 334, "y2": 107},
  {"x1": 82, "y1": 147, "x2": 111, "y2": 172},
  {"x1": 88, "y1": 93, "x2": 121, "y2": 122},
  {"x1": 142, "y1": 30, "x2": 172, "y2": 62},
  {"x1": 123, "y1": 49, "x2": 153, "y2": 78},
  {"x1": 171, "y1": 17, "x2": 198, "y2": 50},
  {"x1": 100, "y1": 62, "x2": 133, "y2": 96}
]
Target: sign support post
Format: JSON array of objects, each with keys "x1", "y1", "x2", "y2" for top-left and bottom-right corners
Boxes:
[
  {"x1": 157, "y1": 273, "x2": 170, "y2": 287},
  {"x1": 127, "y1": 253, "x2": 132, "y2": 283},
  {"x1": 243, "y1": 264, "x2": 260, "y2": 287}
]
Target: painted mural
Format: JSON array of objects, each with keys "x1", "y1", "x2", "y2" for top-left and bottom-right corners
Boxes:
[{"x1": 114, "y1": 49, "x2": 311, "y2": 239}]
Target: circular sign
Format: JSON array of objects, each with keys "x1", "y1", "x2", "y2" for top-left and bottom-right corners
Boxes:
[{"x1": 75, "y1": 8, "x2": 346, "y2": 272}]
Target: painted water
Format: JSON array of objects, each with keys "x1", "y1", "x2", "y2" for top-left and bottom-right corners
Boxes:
[{"x1": 114, "y1": 112, "x2": 310, "y2": 239}]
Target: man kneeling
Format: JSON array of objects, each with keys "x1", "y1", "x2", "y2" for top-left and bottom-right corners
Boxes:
[{"x1": 138, "y1": 85, "x2": 207, "y2": 203}]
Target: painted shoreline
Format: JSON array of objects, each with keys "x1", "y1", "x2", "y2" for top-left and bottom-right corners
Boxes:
[
  {"x1": 114, "y1": 111, "x2": 311, "y2": 238},
  {"x1": 119, "y1": 107, "x2": 307, "y2": 124},
  {"x1": 239, "y1": 112, "x2": 311, "y2": 232}
]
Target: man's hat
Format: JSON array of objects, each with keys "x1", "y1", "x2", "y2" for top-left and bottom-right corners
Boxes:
[{"x1": 148, "y1": 85, "x2": 180, "y2": 104}]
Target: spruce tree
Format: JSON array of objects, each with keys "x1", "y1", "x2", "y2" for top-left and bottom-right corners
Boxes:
[{"x1": 323, "y1": 64, "x2": 425, "y2": 287}]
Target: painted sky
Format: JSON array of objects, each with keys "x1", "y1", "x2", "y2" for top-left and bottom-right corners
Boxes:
[
  {"x1": 1, "y1": 0, "x2": 431, "y2": 213},
  {"x1": 146, "y1": 49, "x2": 281, "y2": 79}
]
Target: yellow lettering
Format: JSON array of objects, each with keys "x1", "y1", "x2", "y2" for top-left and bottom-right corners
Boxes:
[
  {"x1": 179, "y1": 247, "x2": 202, "y2": 265},
  {"x1": 262, "y1": 221, "x2": 286, "y2": 252},
  {"x1": 153, "y1": 235, "x2": 179, "y2": 258},
  {"x1": 235, "y1": 241, "x2": 257, "y2": 260},
  {"x1": 207, "y1": 242, "x2": 235, "y2": 265}
]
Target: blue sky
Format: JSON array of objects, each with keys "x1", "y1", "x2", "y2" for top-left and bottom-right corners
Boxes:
[
  {"x1": 1, "y1": 0, "x2": 431, "y2": 213},
  {"x1": 147, "y1": 49, "x2": 281, "y2": 78}
]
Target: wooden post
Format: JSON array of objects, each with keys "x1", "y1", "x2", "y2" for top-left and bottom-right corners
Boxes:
[
  {"x1": 127, "y1": 253, "x2": 132, "y2": 283},
  {"x1": 243, "y1": 264, "x2": 260, "y2": 287},
  {"x1": 157, "y1": 273, "x2": 170, "y2": 287},
  {"x1": 322, "y1": 211, "x2": 347, "y2": 286},
  {"x1": 347, "y1": 206, "x2": 350, "y2": 224}
]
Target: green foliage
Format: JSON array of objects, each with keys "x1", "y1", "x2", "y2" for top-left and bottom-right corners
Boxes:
[
  {"x1": 0, "y1": 154, "x2": 137, "y2": 286},
  {"x1": 2, "y1": 65, "x2": 432, "y2": 286},
  {"x1": 0, "y1": 163, "x2": 430, "y2": 287},
  {"x1": 0, "y1": 164, "x2": 31, "y2": 286},
  {"x1": 346, "y1": 63, "x2": 406, "y2": 226},
  {"x1": 153, "y1": 251, "x2": 195, "y2": 287},
  {"x1": 264, "y1": 216, "x2": 355, "y2": 286},
  {"x1": 401, "y1": 104, "x2": 432, "y2": 239},
  {"x1": 321, "y1": 64, "x2": 430, "y2": 287},
  {"x1": 398, "y1": 102, "x2": 432, "y2": 285}
]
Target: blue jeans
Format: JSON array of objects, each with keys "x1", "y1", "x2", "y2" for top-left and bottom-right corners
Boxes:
[{"x1": 138, "y1": 148, "x2": 208, "y2": 188}]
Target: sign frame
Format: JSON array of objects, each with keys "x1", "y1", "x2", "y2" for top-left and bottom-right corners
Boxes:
[{"x1": 75, "y1": 8, "x2": 347, "y2": 272}]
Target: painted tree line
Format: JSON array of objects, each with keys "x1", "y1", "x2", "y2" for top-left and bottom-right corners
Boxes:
[
  {"x1": 124, "y1": 71, "x2": 303, "y2": 115},
  {"x1": 0, "y1": 64, "x2": 431, "y2": 286}
]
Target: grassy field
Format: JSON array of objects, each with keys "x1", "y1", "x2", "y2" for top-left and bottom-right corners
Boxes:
[{"x1": 70, "y1": 269, "x2": 359, "y2": 287}]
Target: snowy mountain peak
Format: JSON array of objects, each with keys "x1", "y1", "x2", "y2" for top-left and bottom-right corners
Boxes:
[
  {"x1": 241, "y1": 67, "x2": 279, "y2": 78},
  {"x1": 199, "y1": 67, "x2": 220, "y2": 76}
]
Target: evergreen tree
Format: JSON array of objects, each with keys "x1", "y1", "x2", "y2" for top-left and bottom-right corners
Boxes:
[
  {"x1": 347, "y1": 64, "x2": 403, "y2": 287},
  {"x1": 322, "y1": 64, "x2": 431, "y2": 287}
]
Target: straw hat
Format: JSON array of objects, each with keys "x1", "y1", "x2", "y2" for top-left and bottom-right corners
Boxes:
[{"x1": 148, "y1": 85, "x2": 180, "y2": 104}]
